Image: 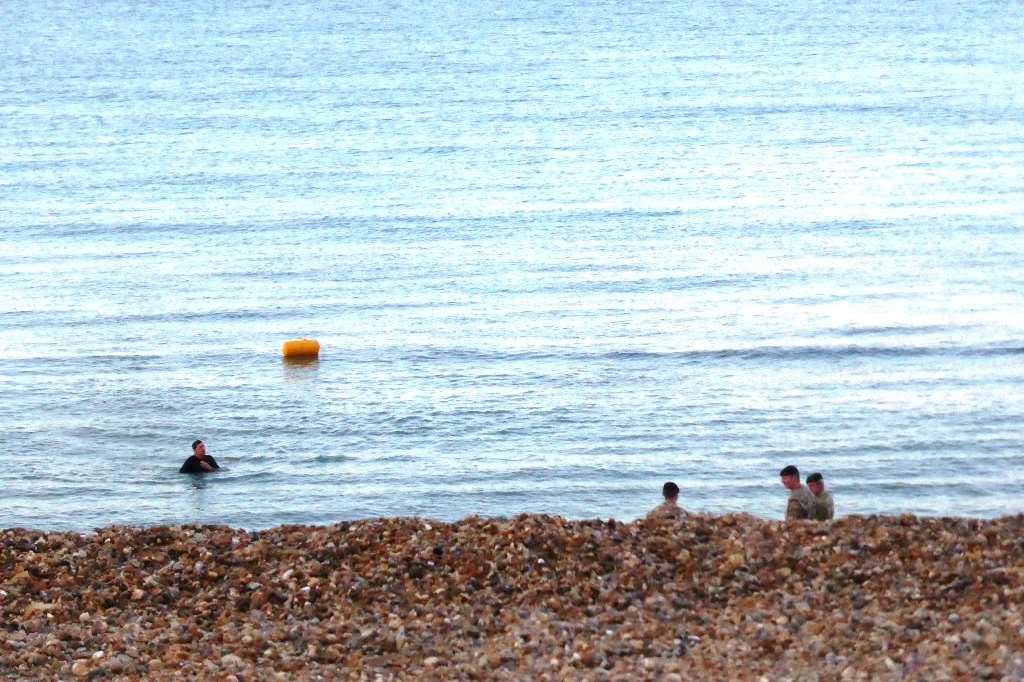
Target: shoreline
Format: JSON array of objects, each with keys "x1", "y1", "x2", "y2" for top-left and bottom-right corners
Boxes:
[{"x1": 2, "y1": 513, "x2": 1022, "y2": 680}]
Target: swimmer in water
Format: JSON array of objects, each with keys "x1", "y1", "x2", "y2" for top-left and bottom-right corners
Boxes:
[{"x1": 179, "y1": 439, "x2": 220, "y2": 473}]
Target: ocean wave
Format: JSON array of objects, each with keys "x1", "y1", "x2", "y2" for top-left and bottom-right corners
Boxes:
[
  {"x1": 304, "y1": 453, "x2": 357, "y2": 464},
  {"x1": 210, "y1": 451, "x2": 417, "y2": 470},
  {"x1": 635, "y1": 342, "x2": 1024, "y2": 361},
  {"x1": 522, "y1": 273, "x2": 773, "y2": 294},
  {"x1": 3, "y1": 299, "x2": 451, "y2": 331},
  {"x1": 399, "y1": 342, "x2": 1024, "y2": 365},
  {"x1": 2, "y1": 340, "x2": 1020, "y2": 369},
  {"x1": 833, "y1": 324, "x2": 966, "y2": 337},
  {"x1": 598, "y1": 344, "x2": 1024, "y2": 361}
]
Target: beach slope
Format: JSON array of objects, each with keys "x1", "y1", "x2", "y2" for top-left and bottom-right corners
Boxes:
[{"x1": 2, "y1": 514, "x2": 1022, "y2": 680}]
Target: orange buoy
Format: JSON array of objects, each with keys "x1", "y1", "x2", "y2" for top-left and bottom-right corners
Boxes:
[{"x1": 282, "y1": 338, "x2": 320, "y2": 358}]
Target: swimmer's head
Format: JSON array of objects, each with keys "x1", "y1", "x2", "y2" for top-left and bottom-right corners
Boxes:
[
  {"x1": 662, "y1": 481, "x2": 679, "y2": 501},
  {"x1": 192, "y1": 440, "x2": 206, "y2": 457}
]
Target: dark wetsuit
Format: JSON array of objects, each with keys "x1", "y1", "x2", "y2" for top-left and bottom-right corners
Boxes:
[{"x1": 179, "y1": 455, "x2": 220, "y2": 473}]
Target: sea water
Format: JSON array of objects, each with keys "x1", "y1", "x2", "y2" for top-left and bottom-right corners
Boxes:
[{"x1": 1, "y1": 0, "x2": 1022, "y2": 530}]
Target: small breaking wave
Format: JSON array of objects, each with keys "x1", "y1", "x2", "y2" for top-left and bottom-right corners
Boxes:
[{"x1": 398, "y1": 342, "x2": 1024, "y2": 365}]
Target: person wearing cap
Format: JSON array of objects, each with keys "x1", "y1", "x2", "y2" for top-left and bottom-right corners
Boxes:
[
  {"x1": 779, "y1": 465, "x2": 815, "y2": 520},
  {"x1": 179, "y1": 439, "x2": 220, "y2": 474},
  {"x1": 645, "y1": 481, "x2": 688, "y2": 521},
  {"x1": 806, "y1": 472, "x2": 834, "y2": 521}
]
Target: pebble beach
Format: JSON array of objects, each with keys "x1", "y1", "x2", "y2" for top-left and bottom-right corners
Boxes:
[{"x1": 3, "y1": 513, "x2": 1023, "y2": 680}]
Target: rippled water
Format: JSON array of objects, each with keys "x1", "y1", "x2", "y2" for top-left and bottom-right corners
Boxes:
[{"x1": 2, "y1": 0, "x2": 1023, "y2": 530}]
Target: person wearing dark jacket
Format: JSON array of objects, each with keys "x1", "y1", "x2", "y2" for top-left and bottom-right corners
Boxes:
[{"x1": 179, "y1": 439, "x2": 220, "y2": 473}]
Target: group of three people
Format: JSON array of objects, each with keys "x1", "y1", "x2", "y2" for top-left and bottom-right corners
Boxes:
[{"x1": 648, "y1": 465, "x2": 835, "y2": 521}]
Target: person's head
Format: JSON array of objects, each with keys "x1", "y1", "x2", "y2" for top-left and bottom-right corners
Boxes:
[
  {"x1": 192, "y1": 439, "x2": 206, "y2": 458},
  {"x1": 806, "y1": 472, "x2": 825, "y2": 496},
  {"x1": 779, "y1": 465, "x2": 801, "y2": 490},
  {"x1": 662, "y1": 481, "x2": 680, "y2": 501}
]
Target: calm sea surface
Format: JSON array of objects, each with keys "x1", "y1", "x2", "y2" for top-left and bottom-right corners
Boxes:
[{"x1": 1, "y1": 0, "x2": 1022, "y2": 530}]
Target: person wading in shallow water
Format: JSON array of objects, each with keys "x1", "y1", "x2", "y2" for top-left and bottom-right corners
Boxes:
[
  {"x1": 645, "y1": 481, "x2": 688, "y2": 521},
  {"x1": 179, "y1": 439, "x2": 220, "y2": 474},
  {"x1": 806, "y1": 472, "x2": 835, "y2": 520},
  {"x1": 779, "y1": 465, "x2": 814, "y2": 520}
]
